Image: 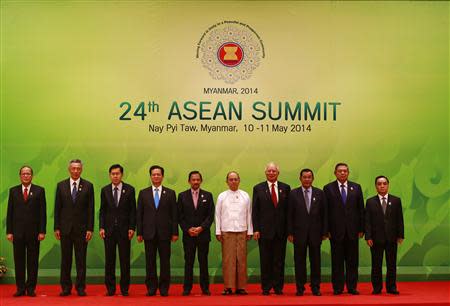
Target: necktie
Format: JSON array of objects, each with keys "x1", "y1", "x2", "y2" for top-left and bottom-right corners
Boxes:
[
  {"x1": 304, "y1": 189, "x2": 310, "y2": 213},
  {"x1": 154, "y1": 188, "x2": 160, "y2": 209},
  {"x1": 271, "y1": 183, "x2": 278, "y2": 207},
  {"x1": 71, "y1": 182, "x2": 77, "y2": 202},
  {"x1": 341, "y1": 184, "x2": 347, "y2": 205},
  {"x1": 381, "y1": 197, "x2": 387, "y2": 214},
  {"x1": 23, "y1": 187, "x2": 28, "y2": 202},
  {"x1": 193, "y1": 190, "x2": 199, "y2": 209},
  {"x1": 113, "y1": 187, "x2": 119, "y2": 207}
]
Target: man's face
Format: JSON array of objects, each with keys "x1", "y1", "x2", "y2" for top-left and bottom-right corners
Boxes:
[
  {"x1": 69, "y1": 162, "x2": 83, "y2": 180},
  {"x1": 227, "y1": 172, "x2": 240, "y2": 191},
  {"x1": 150, "y1": 168, "x2": 164, "y2": 186},
  {"x1": 109, "y1": 168, "x2": 123, "y2": 185},
  {"x1": 300, "y1": 171, "x2": 314, "y2": 189},
  {"x1": 265, "y1": 165, "x2": 279, "y2": 183},
  {"x1": 189, "y1": 173, "x2": 202, "y2": 190},
  {"x1": 334, "y1": 165, "x2": 349, "y2": 183},
  {"x1": 20, "y1": 167, "x2": 33, "y2": 186},
  {"x1": 376, "y1": 177, "x2": 389, "y2": 195}
]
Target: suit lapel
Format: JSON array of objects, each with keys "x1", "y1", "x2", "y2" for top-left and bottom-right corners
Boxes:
[
  {"x1": 334, "y1": 181, "x2": 345, "y2": 205},
  {"x1": 106, "y1": 185, "x2": 115, "y2": 207},
  {"x1": 187, "y1": 190, "x2": 195, "y2": 210},
  {"x1": 118, "y1": 184, "x2": 127, "y2": 207},
  {"x1": 375, "y1": 196, "x2": 384, "y2": 215},
  {"x1": 298, "y1": 188, "x2": 308, "y2": 214}
]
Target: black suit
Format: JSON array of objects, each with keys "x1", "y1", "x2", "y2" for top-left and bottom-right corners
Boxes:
[
  {"x1": 365, "y1": 194, "x2": 404, "y2": 292},
  {"x1": 137, "y1": 186, "x2": 178, "y2": 294},
  {"x1": 6, "y1": 184, "x2": 46, "y2": 293},
  {"x1": 178, "y1": 188, "x2": 214, "y2": 292},
  {"x1": 323, "y1": 180, "x2": 364, "y2": 292},
  {"x1": 54, "y1": 178, "x2": 94, "y2": 292},
  {"x1": 287, "y1": 186, "x2": 327, "y2": 292},
  {"x1": 252, "y1": 181, "x2": 291, "y2": 292},
  {"x1": 99, "y1": 182, "x2": 136, "y2": 294}
]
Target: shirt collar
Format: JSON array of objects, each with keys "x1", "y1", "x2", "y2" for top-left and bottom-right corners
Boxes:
[
  {"x1": 337, "y1": 180, "x2": 348, "y2": 188},
  {"x1": 22, "y1": 184, "x2": 31, "y2": 192},
  {"x1": 267, "y1": 181, "x2": 278, "y2": 189},
  {"x1": 301, "y1": 186, "x2": 312, "y2": 193},
  {"x1": 152, "y1": 185, "x2": 162, "y2": 191},
  {"x1": 70, "y1": 178, "x2": 80, "y2": 186},
  {"x1": 112, "y1": 182, "x2": 123, "y2": 191},
  {"x1": 378, "y1": 194, "x2": 389, "y2": 201}
]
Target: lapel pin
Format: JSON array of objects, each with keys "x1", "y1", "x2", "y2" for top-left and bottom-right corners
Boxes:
[
  {"x1": 123, "y1": 189, "x2": 126, "y2": 194},
  {"x1": 30, "y1": 192, "x2": 33, "y2": 197},
  {"x1": 163, "y1": 190, "x2": 166, "y2": 194},
  {"x1": 350, "y1": 186, "x2": 354, "y2": 191},
  {"x1": 280, "y1": 189, "x2": 282, "y2": 193},
  {"x1": 388, "y1": 202, "x2": 392, "y2": 206},
  {"x1": 313, "y1": 197, "x2": 316, "y2": 202},
  {"x1": 201, "y1": 194, "x2": 204, "y2": 198}
]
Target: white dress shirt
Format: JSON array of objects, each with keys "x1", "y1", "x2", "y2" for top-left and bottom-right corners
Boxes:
[
  {"x1": 112, "y1": 182, "x2": 123, "y2": 203},
  {"x1": 70, "y1": 178, "x2": 80, "y2": 190},
  {"x1": 215, "y1": 189, "x2": 253, "y2": 235},
  {"x1": 267, "y1": 181, "x2": 279, "y2": 202}
]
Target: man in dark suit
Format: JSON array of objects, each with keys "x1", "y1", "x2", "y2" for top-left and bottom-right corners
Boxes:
[
  {"x1": 54, "y1": 159, "x2": 94, "y2": 296},
  {"x1": 287, "y1": 168, "x2": 328, "y2": 296},
  {"x1": 99, "y1": 164, "x2": 136, "y2": 296},
  {"x1": 6, "y1": 166, "x2": 46, "y2": 297},
  {"x1": 136, "y1": 165, "x2": 178, "y2": 296},
  {"x1": 365, "y1": 175, "x2": 404, "y2": 295},
  {"x1": 252, "y1": 162, "x2": 291, "y2": 295},
  {"x1": 323, "y1": 163, "x2": 365, "y2": 295},
  {"x1": 178, "y1": 171, "x2": 214, "y2": 296}
]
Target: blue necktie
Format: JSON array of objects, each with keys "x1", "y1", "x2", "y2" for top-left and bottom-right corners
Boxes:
[
  {"x1": 154, "y1": 188, "x2": 160, "y2": 209},
  {"x1": 341, "y1": 184, "x2": 347, "y2": 205},
  {"x1": 71, "y1": 182, "x2": 77, "y2": 202}
]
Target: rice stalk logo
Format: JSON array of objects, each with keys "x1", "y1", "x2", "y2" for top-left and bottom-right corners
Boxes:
[{"x1": 197, "y1": 21, "x2": 265, "y2": 84}]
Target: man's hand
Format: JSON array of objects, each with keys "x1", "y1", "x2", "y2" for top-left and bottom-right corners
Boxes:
[
  {"x1": 7, "y1": 234, "x2": 13, "y2": 242},
  {"x1": 86, "y1": 231, "x2": 93, "y2": 242},
  {"x1": 194, "y1": 227, "x2": 203, "y2": 235},
  {"x1": 171, "y1": 235, "x2": 179, "y2": 242},
  {"x1": 216, "y1": 234, "x2": 222, "y2": 242},
  {"x1": 246, "y1": 235, "x2": 252, "y2": 241},
  {"x1": 137, "y1": 235, "x2": 143, "y2": 243},
  {"x1": 253, "y1": 231, "x2": 260, "y2": 241},
  {"x1": 397, "y1": 238, "x2": 404, "y2": 244},
  {"x1": 128, "y1": 230, "x2": 135, "y2": 240},
  {"x1": 188, "y1": 228, "x2": 197, "y2": 237},
  {"x1": 99, "y1": 229, "x2": 106, "y2": 239},
  {"x1": 366, "y1": 239, "x2": 373, "y2": 247},
  {"x1": 38, "y1": 233, "x2": 45, "y2": 241},
  {"x1": 287, "y1": 235, "x2": 294, "y2": 243},
  {"x1": 54, "y1": 230, "x2": 61, "y2": 240}
]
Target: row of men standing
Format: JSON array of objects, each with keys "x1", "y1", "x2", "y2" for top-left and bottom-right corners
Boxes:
[{"x1": 6, "y1": 160, "x2": 404, "y2": 298}]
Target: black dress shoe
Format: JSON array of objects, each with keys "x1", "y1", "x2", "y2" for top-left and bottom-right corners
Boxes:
[
  {"x1": 312, "y1": 290, "x2": 322, "y2": 296},
  {"x1": 13, "y1": 290, "x2": 25, "y2": 297},
  {"x1": 59, "y1": 290, "x2": 71, "y2": 296},
  {"x1": 27, "y1": 290, "x2": 36, "y2": 297},
  {"x1": 348, "y1": 289, "x2": 360, "y2": 295},
  {"x1": 296, "y1": 290, "x2": 304, "y2": 296},
  {"x1": 235, "y1": 289, "x2": 248, "y2": 295},
  {"x1": 77, "y1": 290, "x2": 87, "y2": 296},
  {"x1": 121, "y1": 291, "x2": 129, "y2": 296},
  {"x1": 106, "y1": 291, "x2": 115, "y2": 296},
  {"x1": 274, "y1": 289, "x2": 283, "y2": 295},
  {"x1": 387, "y1": 289, "x2": 400, "y2": 295},
  {"x1": 182, "y1": 290, "x2": 190, "y2": 296},
  {"x1": 146, "y1": 290, "x2": 156, "y2": 296},
  {"x1": 160, "y1": 291, "x2": 169, "y2": 297},
  {"x1": 202, "y1": 289, "x2": 211, "y2": 296},
  {"x1": 262, "y1": 290, "x2": 270, "y2": 295},
  {"x1": 221, "y1": 288, "x2": 233, "y2": 295},
  {"x1": 333, "y1": 290, "x2": 343, "y2": 295},
  {"x1": 372, "y1": 290, "x2": 381, "y2": 295}
]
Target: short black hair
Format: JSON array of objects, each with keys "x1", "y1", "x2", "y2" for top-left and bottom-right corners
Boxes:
[
  {"x1": 334, "y1": 162, "x2": 349, "y2": 171},
  {"x1": 300, "y1": 168, "x2": 314, "y2": 178},
  {"x1": 109, "y1": 164, "x2": 123, "y2": 174},
  {"x1": 19, "y1": 165, "x2": 33, "y2": 175},
  {"x1": 375, "y1": 175, "x2": 389, "y2": 184},
  {"x1": 188, "y1": 170, "x2": 202, "y2": 181},
  {"x1": 149, "y1": 165, "x2": 164, "y2": 176}
]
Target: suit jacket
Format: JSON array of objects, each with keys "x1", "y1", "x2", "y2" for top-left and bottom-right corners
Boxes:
[
  {"x1": 177, "y1": 188, "x2": 214, "y2": 242},
  {"x1": 252, "y1": 181, "x2": 291, "y2": 239},
  {"x1": 323, "y1": 180, "x2": 365, "y2": 241},
  {"x1": 287, "y1": 186, "x2": 328, "y2": 245},
  {"x1": 6, "y1": 184, "x2": 47, "y2": 239},
  {"x1": 365, "y1": 194, "x2": 404, "y2": 243},
  {"x1": 54, "y1": 178, "x2": 95, "y2": 235},
  {"x1": 136, "y1": 186, "x2": 178, "y2": 240},
  {"x1": 99, "y1": 182, "x2": 136, "y2": 238}
]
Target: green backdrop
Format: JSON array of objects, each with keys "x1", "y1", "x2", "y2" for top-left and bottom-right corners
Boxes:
[{"x1": 0, "y1": 1, "x2": 448, "y2": 283}]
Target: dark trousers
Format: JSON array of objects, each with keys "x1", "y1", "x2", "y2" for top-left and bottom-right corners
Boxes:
[
  {"x1": 294, "y1": 240, "x2": 321, "y2": 292},
  {"x1": 330, "y1": 234, "x2": 359, "y2": 291},
  {"x1": 182, "y1": 237, "x2": 210, "y2": 292},
  {"x1": 371, "y1": 241, "x2": 398, "y2": 292},
  {"x1": 144, "y1": 237, "x2": 171, "y2": 294},
  {"x1": 13, "y1": 235, "x2": 40, "y2": 292},
  {"x1": 60, "y1": 229, "x2": 87, "y2": 292},
  {"x1": 104, "y1": 226, "x2": 131, "y2": 293},
  {"x1": 258, "y1": 236, "x2": 286, "y2": 292}
]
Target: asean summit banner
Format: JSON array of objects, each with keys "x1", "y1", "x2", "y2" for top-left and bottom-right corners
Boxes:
[{"x1": 0, "y1": 1, "x2": 448, "y2": 281}]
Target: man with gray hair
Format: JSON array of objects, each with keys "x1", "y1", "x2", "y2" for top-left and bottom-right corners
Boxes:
[
  {"x1": 54, "y1": 159, "x2": 94, "y2": 296},
  {"x1": 252, "y1": 162, "x2": 291, "y2": 295}
]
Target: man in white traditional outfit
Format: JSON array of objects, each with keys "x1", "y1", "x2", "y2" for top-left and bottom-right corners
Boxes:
[{"x1": 215, "y1": 171, "x2": 253, "y2": 295}]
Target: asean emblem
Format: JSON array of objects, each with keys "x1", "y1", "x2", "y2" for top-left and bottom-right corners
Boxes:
[{"x1": 199, "y1": 22, "x2": 264, "y2": 84}]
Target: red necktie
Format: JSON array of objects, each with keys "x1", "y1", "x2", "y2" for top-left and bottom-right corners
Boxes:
[
  {"x1": 271, "y1": 183, "x2": 278, "y2": 207},
  {"x1": 23, "y1": 187, "x2": 28, "y2": 202}
]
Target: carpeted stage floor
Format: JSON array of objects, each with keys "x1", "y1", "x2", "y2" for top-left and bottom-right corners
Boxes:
[{"x1": 0, "y1": 281, "x2": 449, "y2": 306}]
